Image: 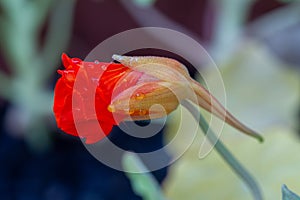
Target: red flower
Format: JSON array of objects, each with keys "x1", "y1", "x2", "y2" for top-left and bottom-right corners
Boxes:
[
  {"x1": 53, "y1": 54, "x2": 179, "y2": 143},
  {"x1": 53, "y1": 53, "x2": 263, "y2": 144}
]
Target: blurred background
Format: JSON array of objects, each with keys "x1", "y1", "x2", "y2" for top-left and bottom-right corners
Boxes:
[{"x1": 0, "y1": 0, "x2": 299, "y2": 199}]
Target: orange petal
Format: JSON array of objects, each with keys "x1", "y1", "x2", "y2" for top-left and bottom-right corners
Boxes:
[{"x1": 109, "y1": 82, "x2": 184, "y2": 121}]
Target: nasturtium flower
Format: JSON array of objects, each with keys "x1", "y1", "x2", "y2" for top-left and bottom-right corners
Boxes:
[{"x1": 53, "y1": 53, "x2": 263, "y2": 144}]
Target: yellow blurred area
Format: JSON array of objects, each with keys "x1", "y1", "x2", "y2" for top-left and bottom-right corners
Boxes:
[{"x1": 164, "y1": 128, "x2": 300, "y2": 200}]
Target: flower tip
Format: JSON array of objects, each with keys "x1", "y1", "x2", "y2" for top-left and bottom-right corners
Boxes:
[
  {"x1": 61, "y1": 53, "x2": 71, "y2": 68},
  {"x1": 250, "y1": 131, "x2": 264, "y2": 143},
  {"x1": 257, "y1": 134, "x2": 264, "y2": 143},
  {"x1": 61, "y1": 53, "x2": 69, "y2": 61}
]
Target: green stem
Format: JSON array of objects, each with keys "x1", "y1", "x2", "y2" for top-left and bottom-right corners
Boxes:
[
  {"x1": 182, "y1": 100, "x2": 263, "y2": 200},
  {"x1": 122, "y1": 152, "x2": 166, "y2": 200}
]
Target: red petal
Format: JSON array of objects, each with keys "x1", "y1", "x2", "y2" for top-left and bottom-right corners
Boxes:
[
  {"x1": 53, "y1": 54, "x2": 151, "y2": 143},
  {"x1": 61, "y1": 53, "x2": 72, "y2": 69},
  {"x1": 61, "y1": 53, "x2": 82, "y2": 70},
  {"x1": 53, "y1": 79, "x2": 72, "y2": 124}
]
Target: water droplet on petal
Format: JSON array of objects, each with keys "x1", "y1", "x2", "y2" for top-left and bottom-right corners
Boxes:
[
  {"x1": 135, "y1": 93, "x2": 145, "y2": 100},
  {"x1": 123, "y1": 108, "x2": 134, "y2": 115},
  {"x1": 107, "y1": 104, "x2": 115, "y2": 112},
  {"x1": 94, "y1": 60, "x2": 100, "y2": 64},
  {"x1": 71, "y1": 58, "x2": 81, "y2": 64},
  {"x1": 101, "y1": 65, "x2": 107, "y2": 70},
  {"x1": 139, "y1": 110, "x2": 147, "y2": 115}
]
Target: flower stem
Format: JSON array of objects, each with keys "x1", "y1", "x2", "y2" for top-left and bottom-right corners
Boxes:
[{"x1": 182, "y1": 100, "x2": 263, "y2": 200}]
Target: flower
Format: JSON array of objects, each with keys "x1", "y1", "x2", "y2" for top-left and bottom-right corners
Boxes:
[{"x1": 53, "y1": 53, "x2": 263, "y2": 144}]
